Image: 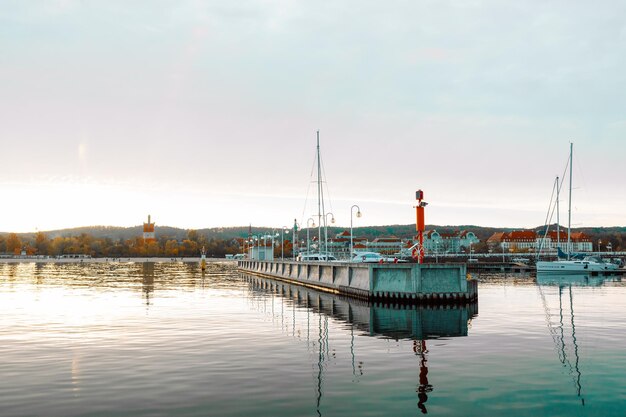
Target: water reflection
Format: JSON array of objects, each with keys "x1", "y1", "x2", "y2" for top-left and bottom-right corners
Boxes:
[
  {"x1": 141, "y1": 262, "x2": 155, "y2": 306},
  {"x1": 535, "y1": 273, "x2": 621, "y2": 407},
  {"x1": 536, "y1": 273, "x2": 621, "y2": 287},
  {"x1": 242, "y1": 274, "x2": 477, "y2": 415}
]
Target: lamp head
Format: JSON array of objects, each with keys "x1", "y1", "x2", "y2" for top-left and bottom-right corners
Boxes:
[
  {"x1": 356, "y1": 211, "x2": 362, "y2": 218},
  {"x1": 331, "y1": 217, "x2": 335, "y2": 224}
]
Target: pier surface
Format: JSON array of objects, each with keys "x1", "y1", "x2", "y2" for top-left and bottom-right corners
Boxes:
[{"x1": 237, "y1": 260, "x2": 477, "y2": 303}]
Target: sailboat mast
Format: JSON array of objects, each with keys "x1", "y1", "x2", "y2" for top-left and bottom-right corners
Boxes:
[
  {"x1": 567, "y1": 142, "x2": 573, "y2": 260},
  {"x1": 317, "y1": 130, "x2": 322, "y2": 250},
  {"x1": 556, "y1": 176, "x2": 560, "y2": 251}
]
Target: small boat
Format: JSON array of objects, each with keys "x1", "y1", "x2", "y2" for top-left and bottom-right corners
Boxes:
[{"x1": 297, "y1": 252, "x2": 338, "y2": 262}]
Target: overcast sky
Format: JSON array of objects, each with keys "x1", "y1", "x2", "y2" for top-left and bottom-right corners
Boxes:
[{"x1": 1, "y1": 0, "x2": 625, "y2": 232}]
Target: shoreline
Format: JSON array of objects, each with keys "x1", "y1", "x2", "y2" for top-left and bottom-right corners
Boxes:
[{"x1": 0, "y1": 257, "x2": 234, "y2": 264}]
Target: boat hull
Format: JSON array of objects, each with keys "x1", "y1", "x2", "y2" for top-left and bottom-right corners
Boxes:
[{"x1": 536, "y1": 260, "x2": 618, "y2": 273}]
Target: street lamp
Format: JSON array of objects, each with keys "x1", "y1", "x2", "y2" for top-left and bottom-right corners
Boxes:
[
  {"x1": 281, "y1": 226, "x2": 288, "y2": 260},
  {"x1": 292, "y1": 219, "x2": 299, "y2": 261},
  {"x1": 250, "y1": 235, "x2": 259, "y2": 260},
  {"x1": 324, "y1": 212, "x2": 335, "y2": 257},
  {"x1": 270, "y1": 230, "x2": 280, "y2": 260},
  {"x1": 350, "y1": 205, "x2": 362, "y2": 261},
  {"x1": 306, "y1": 218, "x2": 316, "y2": 255}
]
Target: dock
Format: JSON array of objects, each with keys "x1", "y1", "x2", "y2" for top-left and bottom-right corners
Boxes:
[{"x1": 237, "y1": 260, "x2": 477, "y2": 303}]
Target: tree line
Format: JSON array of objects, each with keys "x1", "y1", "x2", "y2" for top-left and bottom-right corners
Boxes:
[
  {"x1": 1, "y1": 224, "x2": 623, "y2": 257},
  {"x1": 0, "y1": 230, "x2": 246, "y2": 258}
]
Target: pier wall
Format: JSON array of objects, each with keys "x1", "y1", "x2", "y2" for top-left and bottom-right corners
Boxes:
[{"x1": 237, "y1": 260, "x2": 477, "y2": 303}]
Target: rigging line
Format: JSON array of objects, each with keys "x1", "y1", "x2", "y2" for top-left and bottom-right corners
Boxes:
[
  {"x1": 572, "y1": 151, "x2": 590, "y2": 208},
  {"x1": 300, "y1": 153, "x2": 318, "y2": 231},
  {"x1": 537, "y1": 179, "x2": 558, "y2": 257},
  {"x1": 319, "y1": 153, "x2": 334, "y2": 216}
]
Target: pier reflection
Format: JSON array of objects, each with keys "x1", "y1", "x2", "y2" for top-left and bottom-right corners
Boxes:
[{"x1": 242, "y1": 273, "x2": 477, "y2": 415}]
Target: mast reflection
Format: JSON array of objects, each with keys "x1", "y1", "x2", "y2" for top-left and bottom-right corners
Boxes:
[
  {"x1": 536, "y1": 273, "x2": 620, "y2": 406},
  {"x1": 243, "y1": 273, "x2": 477, "y2": 415}
]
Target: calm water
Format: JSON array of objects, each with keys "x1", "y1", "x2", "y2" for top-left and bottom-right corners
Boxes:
[{"x1": 1, "y1": 262, "x2": 624, "y2": 417}]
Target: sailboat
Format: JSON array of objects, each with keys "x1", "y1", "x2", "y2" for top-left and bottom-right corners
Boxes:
[
  {"x1": 536, "y1": 144, "x2": 618, "y2": 273},
  {"x1": 297, "y1": 130, "x2": 337, "y2": 262}
]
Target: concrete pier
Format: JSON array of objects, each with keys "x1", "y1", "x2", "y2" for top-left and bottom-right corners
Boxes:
[{"x1": 237, "y1": 260, "x2": 477, "y2": 303}]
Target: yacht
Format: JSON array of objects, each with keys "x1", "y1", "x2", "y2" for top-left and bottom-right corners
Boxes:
[
  {"x1": 536, "y1": 143, "x2": 617, "y2": 273},
  {"x1": 537, "y1": 255, "x2": 618, "y2": 272}
]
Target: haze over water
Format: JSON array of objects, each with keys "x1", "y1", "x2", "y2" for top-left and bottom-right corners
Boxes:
[{"x1": 1, "y1": 262, "x2": 624, "y2": 416}]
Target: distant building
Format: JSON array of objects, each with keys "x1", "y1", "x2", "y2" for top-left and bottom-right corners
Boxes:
[
  {"x1": 248, "y1": 244, "x2": 273, "y2": 261},
  {"x1": 143, "y1": 215, "x2": 156, "y2": 243},
  {"x1": 487, "y1": 230, "x2": 592, "y2": 253},
  {"x1": 367, "y1": 236, "x2": 404, "y2": 255},
  {"x1": 422, "y1": 230, "x2": 479, "y2": 253}
]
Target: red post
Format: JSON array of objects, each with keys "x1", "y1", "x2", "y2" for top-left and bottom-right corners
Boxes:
[{"x1": 415, "y1": 190, "x2": 425, "y2": 264}]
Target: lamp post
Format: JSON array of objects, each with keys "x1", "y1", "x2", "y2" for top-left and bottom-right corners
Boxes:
[
  {"x1": 250, "y1": 235, "x2": 259, "y2": 260},
  {"x1": 270, "y1": 231, "x2": 280, "y2": 260},
  {"x1": 324, "y1": 212, "x2": 335, "y2": 257},
  {"x1": 292, "y1": 219, "x2": 299, "y2": 261},
  {"x1": 281, "y1": 226, "x2": 288, "y2": 260},
  {"x1": 306, "y1": 218, "x2": 316, "y2": 255},
  {"x1": 350, "y1": 205, "x2": 362, "y2": 261}
]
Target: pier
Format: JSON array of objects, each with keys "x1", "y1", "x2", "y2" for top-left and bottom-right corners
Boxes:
[{"x1": 237, "y1": 260, "x2": 477, "y2": 303}]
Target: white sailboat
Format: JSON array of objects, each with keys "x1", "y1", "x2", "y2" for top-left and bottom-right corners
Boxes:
[
  {"x1": 536, "y1": 143, "x2": 618, "y2": 273},
  {"x1": 298, "y1": 130, "x2": 337, "y2": 262}
]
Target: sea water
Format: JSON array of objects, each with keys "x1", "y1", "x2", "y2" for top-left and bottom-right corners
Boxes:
[{"x1": 0, "y1": 262, "x2": 624, "y2": 416}]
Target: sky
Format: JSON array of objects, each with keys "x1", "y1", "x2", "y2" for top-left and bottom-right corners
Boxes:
[{"x1": 1, "y1": 0, "x2": 625, "y2": 233}]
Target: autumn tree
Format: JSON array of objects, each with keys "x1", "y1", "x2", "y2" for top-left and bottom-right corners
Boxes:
[
  {"x1": 145, "y1": 241, "x2": 161, "y2": 257},
  {"x1": 6, "y1": 233, "x2": 22, "y2": 255},
  {"x1": 164, "y1": 240, "x2": 179, "y2": 256},
  {"x1": 34, "y1": 232, "x2": 49, "y2": 255},
  {"x1": 187, "y1": 230, "x2": 199, "y2": 242}
]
